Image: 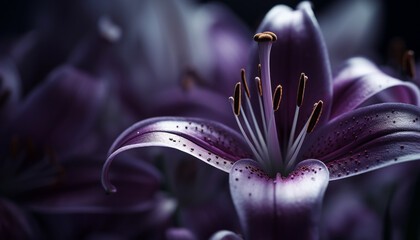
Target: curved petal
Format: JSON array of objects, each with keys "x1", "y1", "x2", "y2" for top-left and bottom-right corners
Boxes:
[
  {"x1": 230, "y1": 159, "x2": 329, "y2": 240},
  {"x1": 9, "y1": 65, "x2": 106, "y2": 156},
  {"x1": 102, "y1": 117, "x2": 251, "y2": 193},
  {"x1": 331, "y1": 58, "x2": 420, "y2": 119},
  {"x1": 249, "y1": 2, "x2": 332, "y2": 139},
  {"x1": 26, "y1": 156, "x2": 161, "y2": 213},
  {"x1": 302, "y1": 103, "x2": 420, "y2": 180},
  {"x1": 210, "y1": 230, "x2": 243, "y2": 240}
]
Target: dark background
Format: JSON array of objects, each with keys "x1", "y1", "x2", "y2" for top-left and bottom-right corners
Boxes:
[{"x1": 0, "y1": 0, "x2": 419, "y2": 62}]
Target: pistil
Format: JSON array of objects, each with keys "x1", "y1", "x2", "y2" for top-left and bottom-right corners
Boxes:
[
  {"x1": 230, "y1": 32, "x2": 324, "y2": 177},
  {"x1": 254, "y1": 32, "x2": 283, "y2": 172}
]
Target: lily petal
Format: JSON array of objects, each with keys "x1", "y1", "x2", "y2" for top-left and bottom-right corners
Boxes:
[
  {"x1": 230, "y1": 159, "x2": 329, "y2": 240},
  {"x1": 331, "y1": 58, "x2": 420, "y2": 119},
  {"x1": 102, "y1": 117, "x2": 251, "y2": 193},
  {"x1": 302, "y1": 103, "x2": 420, "y2": 180},
  {"x1": 250, "y1": 2, "x2": 332, "y2": 136},
  {"x1": 9, "y1": 65, "x2": 106, "y2": 156}
]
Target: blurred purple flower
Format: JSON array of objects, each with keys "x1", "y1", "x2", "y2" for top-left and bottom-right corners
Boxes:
[
  {"x1": 8, "y1": 0, "x2": 249, "y2": 239},
  {"x1": 102, "y1": 2, "x2": 420, "y2": 239}
]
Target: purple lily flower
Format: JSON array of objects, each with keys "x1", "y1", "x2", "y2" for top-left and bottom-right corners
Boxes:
[{"x1": 102, "y1": 2, "x2": 420, "y2": 239}]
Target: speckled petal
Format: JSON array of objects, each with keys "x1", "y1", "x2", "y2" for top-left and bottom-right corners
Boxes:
[
  {"x1": 250, "y1": 2, "x2": 332, "y2": 140},
  {"x1": 302, "y1": 103, "x2": 420, "y2": 180},
  {"x1": 331, "y1": 58, "x2": 420, "y2": 119},
  {"x1": 102, "y1": 117, "x2": 251, "y2": 193},
  {"x1": 230, "y1": 159, "x2": 329, "y2": 240}
]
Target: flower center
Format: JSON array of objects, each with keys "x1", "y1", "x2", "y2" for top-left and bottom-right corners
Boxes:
[{"x1": 228, "y1": 32, "x2": 323, "y2": 177}]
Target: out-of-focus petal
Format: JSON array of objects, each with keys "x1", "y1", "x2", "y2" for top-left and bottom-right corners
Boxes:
[
  {"x1": 150, "y1": 85, "x2": 232, "y2": 123},
  {"x1": 102, "y1": 117, "x2": 251, "y2": 193},
  {"x1": 0, "y1": 198, "x2": 39, "y2": 239},
  {"x1": 321, "y1": 190, "x2": 381, "y2": 240},
  {"x1": 302, "y1": 103, "x2": 420, "y2": 180},
  {"x1": 0, "y1": 58, "x2": 20, "y2": 115},
  {"x1": 331, "y1": 58, "x2": 420, "y2": 118},
  {"x1": 319, "y1": 0, "x2": 383, "y2": 66},
  {"x1": 9, "y1": 66, "x2": 106, "y2": 156},
  {"x1": 249, "y1": 2, "x2": 332, "y2": 137},
  {"x1": 229, "y1": 159, "x2": 329, "y2": 240},
  {"x1": 26, "y1": 156, "x2": 161, "y2": 213},
  {"x1": 166, "y1": 228, "x2": 197, "y2": 240},
  {"x1": 190, "y1": 3, "x2": 250, "y2": 96}
]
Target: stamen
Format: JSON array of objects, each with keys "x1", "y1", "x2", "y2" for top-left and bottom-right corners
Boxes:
[
  {"x1": 307, "y1": 100, "x2": 323, "y2": 133},
  {"x1": 233, "y1": 82, "x2": 241, "y2": 116},
  {"x1": 272, "y1": 85, "x2": 282, "y2": 111},
  {"x1": 287, "y1": 73, "x2": 307, "y2": 150},
  {"x1": 297, "y1": 73, "x2": 307, "y2": 107},
  {"x1": 239, "y1": 104, "x2": 269, "y2": 161},
  {"x1": 258, "y1": 64, "x2": 262, "y2": 80},
  {"x1": 286, "y1": 101, "x2": 323, "y2": 172},
  {"x1": 241, "y1": 69, "x2": 251, "y2": 98},
  {"x1": 255, "y1": 77, "x2": 267, "y2": 136},
  {"x1": 402, "y1": 50, "x2": 416, "y2": 79},
  {"x1": 229, "y1": 97, "x2": 266, "y2": 167}
]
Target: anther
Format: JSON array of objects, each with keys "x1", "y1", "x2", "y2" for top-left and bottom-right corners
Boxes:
[
  {"x1": 297, "y1": 73, "x2": 307, "y2": 107},
  {"x1": 234, "y1": 82, "x2": 242, "y2": 116},
  {"x1": 258, "y1": 64, "x2": 262, "y2": 80},
  {"x1": 402, "y1": 50, "x2": 416, "y2": 79},
  {"x1": 307, "y1": 100, "x2": 323, "y2": 133},
  {"x1": 272, "y1": 85, "x2": 282, "y2": 111},
  {"x1": 255, "y1": 77, "x2": 263, "y2": 96},
  {"x1": 241, "y1": 69, "x2": 251, "y2": 98}
]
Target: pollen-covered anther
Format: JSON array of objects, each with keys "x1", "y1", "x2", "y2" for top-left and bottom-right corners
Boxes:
[
  {"x1": 253, "y1": 32, "x2": 277, "y2": 42},
  {"x1": 241, "y1": 68, "x2": 251, "y2": 98},
  {"x1": 402, "y1": 50, "x2": 416, "y2": 79},
  {"x1": 307, "y1": 100, "x2": 323, "y2": 133},
  {"x1": 272, "y1": 85, "x2": 283, "y2": 111},
  {"x1": 233, "y1": 82, "x2": 242, "y2": 116},
  {"x1": 297, "y1": 73, "x2": 307, "y2": 107}
]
